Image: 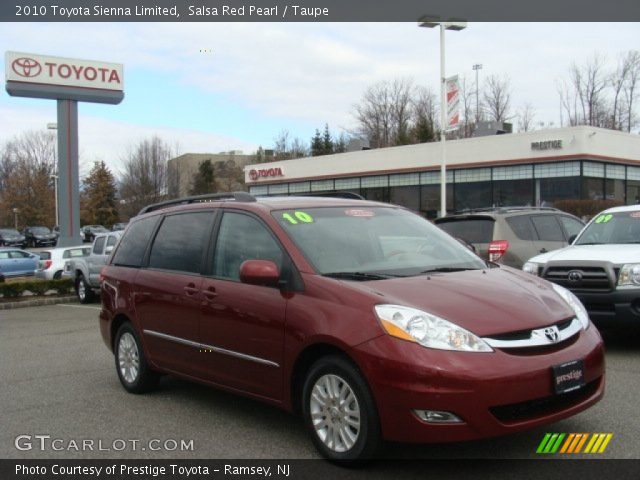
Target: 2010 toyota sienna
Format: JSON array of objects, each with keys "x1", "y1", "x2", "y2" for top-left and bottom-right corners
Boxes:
[{"x1": 99, "y1": 192, "x2": 604, "y2": 462}]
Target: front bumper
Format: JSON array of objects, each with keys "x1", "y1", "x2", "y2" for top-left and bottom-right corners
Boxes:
[
  {"x1": 574, "y1": 288, "x2": 640, "y2": 328},
  {"x1": 352, "y1": 326, "x2": 604, "y2": 443}
]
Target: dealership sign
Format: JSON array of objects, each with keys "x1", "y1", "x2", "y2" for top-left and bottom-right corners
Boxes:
[
  {"x1": 446, "y1": 75, "x2": 460, "y2": 129},
  {"x1": 248, "y1": 167, "x2": 284, "y2": 181},
  {"x1": 531, "y1": 140, "x2": 563, "y2": 151},
  {"x1": 6, "y1": 51, "x2": 123, "y2": 91}
]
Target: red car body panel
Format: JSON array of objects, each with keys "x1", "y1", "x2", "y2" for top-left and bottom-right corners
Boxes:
[{"x1": 99, "y1": 199, "x2": 605, "y2": 444}]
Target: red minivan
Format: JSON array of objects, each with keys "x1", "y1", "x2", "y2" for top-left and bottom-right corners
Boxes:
[{"x1": 100, "y1": 193, "x2": 604, "y2": 462}]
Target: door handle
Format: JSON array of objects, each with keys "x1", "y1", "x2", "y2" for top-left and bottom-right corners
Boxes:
[
  {"x1": 202, "y1": 286, "x2": 218, "y2": 300},
  {"x1": 183, "y1": 283, "x2": 199, "y2": 296}
]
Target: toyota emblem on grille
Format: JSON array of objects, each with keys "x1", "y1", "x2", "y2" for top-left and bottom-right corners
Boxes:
[
  {"x1": 567, "y1": 270, "x2": 583, "y2": 283},
  {"x1": 544, "y1": 326, "x2": 560, "y2": 343},
  {"x1": 11, "y1": 57, "x2": 42, "y2": 78}
]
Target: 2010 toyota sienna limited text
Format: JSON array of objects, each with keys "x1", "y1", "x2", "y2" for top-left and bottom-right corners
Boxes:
[{"x1": 99, "y1": 193, "x2": 605, "y2": 462}]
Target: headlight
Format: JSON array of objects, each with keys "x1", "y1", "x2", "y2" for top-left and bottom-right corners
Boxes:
[
  {"x1": 374, "y1": 305, "x2": 493, "y2": 352},
  {"x1": 523, "y1": 262, "x2": 541, "y2": 276},
  {"x1": 618, "y1": 264, "x2": 640, "y2": 286},
  {"x1": 551, "y1": 283, "x2": 590, "y2": 330}
]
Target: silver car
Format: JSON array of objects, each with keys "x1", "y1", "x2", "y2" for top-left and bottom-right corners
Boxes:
[{"x1": 36, "y1": 245, "x2": 91, "y2": 280}]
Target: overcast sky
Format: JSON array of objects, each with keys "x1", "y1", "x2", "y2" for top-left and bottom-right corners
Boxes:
[{"x1": 1, "y1": 22, "x2": 638, "y2": 174}]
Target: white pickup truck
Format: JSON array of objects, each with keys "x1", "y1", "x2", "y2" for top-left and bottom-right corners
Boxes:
[
  {"x1": 64, "y1": 231, "x2": 122, "y2": 303},
  {"x1": 524, "y1": 205, "x2": 640, "y2": 329}
]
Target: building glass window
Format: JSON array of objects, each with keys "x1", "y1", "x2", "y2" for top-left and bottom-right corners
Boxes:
[
  {"x1": 535, "y1": 162, "x2": 580, "y2": 178},
  {"x1": 454, "y1": 168, "x2": 491, "y2": 183},
  {"x1": 420, "y1": 184, "x2": 454, "y2": 218},
  {"x1": 335, "y1": 177, "x2": 360, "y2": 190},
  {"x1": 249, "y1": 185, "x2": 268, "y2": 195},
  {"x1": 493, "y1": 179, "x2": 534, "y2": 207},
  {"x1": 311, "y1": 179, "x2": 335, "y2": 192},
  {"x1": 628, "y1": 166, "x2": 640, "y2": 181},
  {"x1": 582, "y1": 162, "x2": 605, "y2": 178},
  {"x1": 538, "y1": 177, "x2": 580, "y2": 206},
  {"x1": 454, "y1": 181, "x2": 492, "y2": 211},
  {"x1": 606, "y1": 164, "x2": 626, "y2": 180},
  {"x1": 289, "y1": 181, "x2": 311, "y2": 193},
  {"x1": 627, "y1": 180, "x2": 640, "y2": 205},
  {"x1": 268, "y1": 184, "x2": 288, "y2": 195},
  {"x1": 361, "y1": 175, "x2": 389, "y2": 188},
  {"x1": 605, "y1": 178, "x2": 625, "y2": 202},
  {"x1": 389, "y1": 186, "x2": 420, "y2": 211},
  {"x1": 582, "y1": 177, "x2": 605, "y2": 200},
  {"x1": 421, "y1": 170, "x2": 453, "y2": 185},
  {"x1": 362, "y1": 187, "x2": 389, "y2": 203},
  {"x1": 493, "y1": 165, "x2": 533, "y2": 180},
  {"x1": 390, "y1": 173, "x2": 420, "y2": 186}
]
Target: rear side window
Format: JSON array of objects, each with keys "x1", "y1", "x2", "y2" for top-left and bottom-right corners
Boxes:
[
  {"x1": 148, "y1": 212, "x2": 214, "y2": 274},
  {"x1": 531, "y1": 215, "x2": 565, "y2": 241},
  {"x1": 505, "y1": 216, "x2": 537, "y2": 240},
  {"x1": 38, "y1": 252, "x2": 52, "y2": 260},
  {"x1": 558, "y1": 216, "x2": 584, "y2": 239},
  {"x1": 93, "y1": 237, "x2": 106, "y2": 254},
  {"x1": 436, "y1": 219, "x2": 494, "y2": 244},
  {"x1": 106, "y1": 236, "x2": 117, "y2": 248},
  {"x1": 111, "y1": 216, "x2": 159, "y2": 268}
]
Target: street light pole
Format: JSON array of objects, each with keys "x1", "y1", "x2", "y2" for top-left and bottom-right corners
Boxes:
[
  {"x1": 473, "y1": 63, "x2": 483, "y2": 123},
  {"x1": 419, "y1": 19, "x2": 467, "y2": 218},
  {"x1": 13, "y1": 208, "x2": 18, "y2": 230}
]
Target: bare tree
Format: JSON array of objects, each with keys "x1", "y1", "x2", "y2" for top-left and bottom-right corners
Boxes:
[
  {"x1": 517, "y1": 103, "x2": 536, "y2": 132},
  {"x1": 0, "y1": 131, "x2": 56, "y2": 228},
  {"x1": 483, "y1": 74, "x2": 512, "y2": 123},
  {"x1": 622, "y1": 50, "x2": 640, "y2": 132},
  {"x1": 353, "y1": 79, "x2": 414, "y2": 148},
  {"x1": 458, "y1": 76, "x2": 475, "y2": 138},
  {"x1": 570, "y1": 54, "x2": 609, "y2": 127},
  {"x1": 118, "y1": 136, "x2": 172, "y2": 218},
  {"x1": 411, "y1": 86, "x2": 439, "y2": 143},
  {"x1": 273, "y1": 130, "x2": 307, "y2": 160}
]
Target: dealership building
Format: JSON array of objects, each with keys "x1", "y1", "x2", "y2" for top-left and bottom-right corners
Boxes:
[{"x1": 244, "y1": 126, "x2": 640, "y2": 218}]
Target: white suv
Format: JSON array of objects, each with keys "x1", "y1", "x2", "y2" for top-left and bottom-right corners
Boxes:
[{"x1": 524, "y1": 205, "x2": 640, "y2": 328}]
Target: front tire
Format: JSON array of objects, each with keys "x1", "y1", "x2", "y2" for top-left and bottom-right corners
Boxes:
[
  {"x1": 75, "y1": 273, "x2": 95, "y2": 304},
  {"x1": 114, "y1": 323, "x2": 159, "y2": 393},
  {"x1": 302, "y1": 354, "x2": 381, "y2": 463}
]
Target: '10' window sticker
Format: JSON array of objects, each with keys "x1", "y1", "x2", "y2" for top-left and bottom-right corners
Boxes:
[{"x1": 282, "y1": 211, "x2": 314, "y2": 225}]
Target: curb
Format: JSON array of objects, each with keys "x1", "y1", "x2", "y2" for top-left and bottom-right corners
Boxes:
[{"x1": 0, "y1": 295, "x2": 78, "y2": 310}]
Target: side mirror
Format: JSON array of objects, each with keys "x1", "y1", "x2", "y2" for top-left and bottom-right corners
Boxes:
[
  {"x1": 568, "y1": 234, "x2": 577, "y2": 245},
  {"x1": 104, "y1": 246, "x2": 114, "y2": 255},
  {"x1": 239, "y1": 260, "x2": 280, "y2": 287}
]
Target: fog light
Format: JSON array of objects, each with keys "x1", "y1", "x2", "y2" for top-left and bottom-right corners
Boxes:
[{"x1": 413, "y1": 409, "x2": 463, "y2": 423}]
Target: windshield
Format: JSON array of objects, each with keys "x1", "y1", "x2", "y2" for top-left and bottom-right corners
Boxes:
[
  {"x1": 0, "y1": 229, "x2": 20, "y2": 236},
  {"x1": 273, "y1": 206, "x2": 486, "y2": 278},
  {"x1": 32, "y1": 227, "x2": 50, "y2": 234},
  {"x1": 575, "y1": 211, "x2": 640, "y2": 245}
]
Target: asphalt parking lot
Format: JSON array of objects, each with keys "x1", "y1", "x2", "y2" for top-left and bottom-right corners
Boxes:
[{"x1": 1, "y1": 304, "x2": 639, "y2": 460}]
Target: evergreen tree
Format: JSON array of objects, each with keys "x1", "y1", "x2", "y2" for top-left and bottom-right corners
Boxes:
[
  {"x1": 310, "y1": 129, "x2": 324, "y2": 156},
  {"x1": 80, "y1": 161, "x2": 119, "y2": 226},
  {"x1": 189, "y1": 159, "x2": 216, "y2": 195},
  {"x1": 322, "y1": 124, "x2": 334, "y2": 155}
]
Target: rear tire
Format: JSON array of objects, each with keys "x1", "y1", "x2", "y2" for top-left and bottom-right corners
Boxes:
[
  {"x1": 75, "y1": 273, "x2": 95, "y2": 304},
  {"x1": 302, "y1": 354, "x2": 381, "y2": 463},
  {"x1": 53, "y1": 270, "x2": 63, "y2": 280},
  {"x1": 114, "y1": 323, "x2": 160, "y2": 394}
]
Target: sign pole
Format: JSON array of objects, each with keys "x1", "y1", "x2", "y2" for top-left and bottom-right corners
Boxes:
[{"x1": 56, "y1": 99, "x2": 81, "y2": 247}]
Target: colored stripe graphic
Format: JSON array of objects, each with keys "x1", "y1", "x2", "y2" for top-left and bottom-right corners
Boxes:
[{"x1": 538, "y1": 433, "x2": 613, "y2": 454}]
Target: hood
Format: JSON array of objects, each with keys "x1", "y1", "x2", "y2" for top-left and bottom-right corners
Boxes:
[
  {"x1": 345, "y1": 267, "x2": 574, "y2": 337},
  {"x1": 529, "y1": 244, "x2": 640, "y2": 265}
]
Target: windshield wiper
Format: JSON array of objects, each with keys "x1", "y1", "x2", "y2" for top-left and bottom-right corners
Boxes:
[
  {"x1": 576, "y1": 242, "x2": 604, "y2": 245},
  {"x1": 419, "y1": 267, "x2": 480, "y2": 274},
  {"x1": 322, "y1": 271, "x2": 396, "y2": 281}
]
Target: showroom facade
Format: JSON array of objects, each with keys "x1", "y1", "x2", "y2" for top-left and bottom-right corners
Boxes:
[{"x1": 245, "y1": 126, "x2": 640, "y2": 218}]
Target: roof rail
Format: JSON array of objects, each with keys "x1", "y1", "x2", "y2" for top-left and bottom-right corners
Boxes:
[
  {"x1": 297, "y1": 191, "x2": 365, "y2": 200},
  {"x1": 453, "y1": 206, "x2": 560, "y2": 215},
  {"x1": 137, "y1": 192, "x2": 256, "y2": 216}
]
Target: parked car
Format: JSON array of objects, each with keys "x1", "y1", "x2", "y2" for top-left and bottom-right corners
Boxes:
[
  {"x1": 524, "y1": 204, "x2": 640, "y2": 329},
  {"x1": 99, "y1": 193, "x2": 604, "y2": 462},
  {"x1": 82, "y1": 225, "x2": 109, "y2": 243},
  {"x1": 0, "y1": 248, "x2": 39, "y2": 277},
  {"x1": 36, "y1": 245, "x2": 91, "y2": 280},
  {"x1": 67, "y1": 231, "x2": 121, "y2": 302},
  {"x1": 435, "y1": 207, "x2": 585, "y2": 269},
  {"x1": 111, "y1": 222, "x2": 128, "y2": 231},
  {"x1": 23, "y1": 226, "x2": 57, "y2": 248},
  {"x1": 0, "y1": 228, "x2": 26, "y2": 248}
]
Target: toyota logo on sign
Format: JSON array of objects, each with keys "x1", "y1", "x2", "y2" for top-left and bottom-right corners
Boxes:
[
  {"x1": 249, "y1": 169, "x2": 259, "y2": 181},
  {"x1": 11, "y1": 57, "x2": 42, "y2": 78}
]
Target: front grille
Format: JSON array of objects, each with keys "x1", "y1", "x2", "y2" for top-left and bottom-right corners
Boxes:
[
  {"x1": 490, "y1": 379, "x2": 600, "y2": 424},
  {"x1": 488, "y1": 318, "x2": 574, "y2": 342},
  {"x1": 543, "y1": 266, "x2": 611, "y2": 291}
]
